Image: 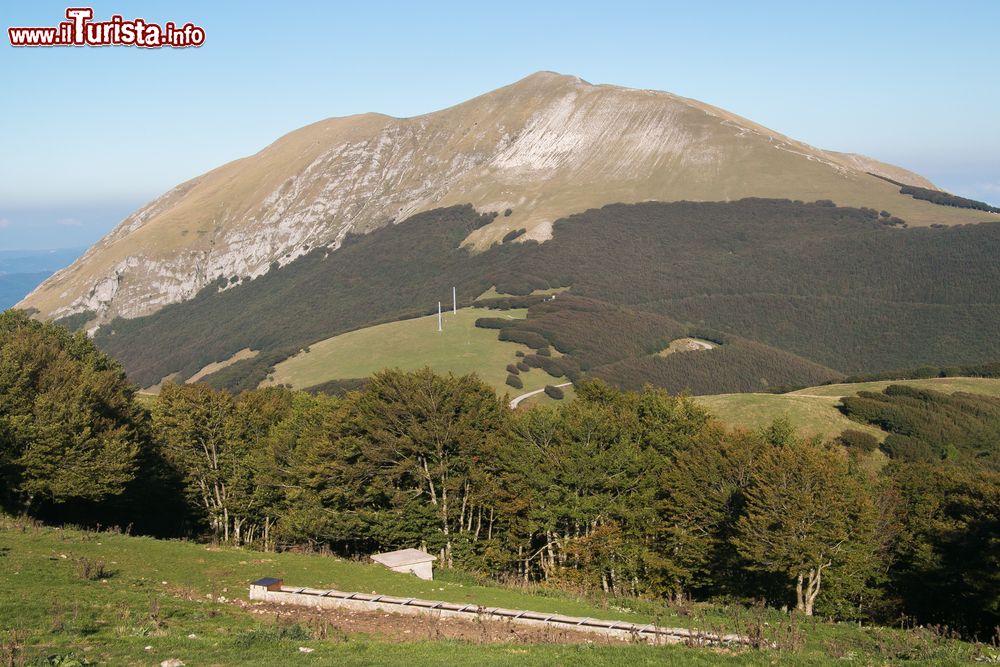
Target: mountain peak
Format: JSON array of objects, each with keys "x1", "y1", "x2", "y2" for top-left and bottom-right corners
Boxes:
[
  {"x1": 516, "y1": 70, "x2": 589, "y2": 85},
  {"x1": 19, "y1": 74, "x2": 978, "y2": 323}
]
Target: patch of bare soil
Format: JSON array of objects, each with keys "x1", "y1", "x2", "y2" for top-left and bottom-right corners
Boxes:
[{"x1": 235, "y1": 600, "x2": 638, "y2": 646}]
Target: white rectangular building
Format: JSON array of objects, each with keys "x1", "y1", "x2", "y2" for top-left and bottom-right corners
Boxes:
[{"x1": 370, "y1": 548, "x2": 437, "y2": 580}]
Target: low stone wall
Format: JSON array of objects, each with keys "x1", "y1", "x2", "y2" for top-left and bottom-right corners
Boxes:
[{"x1": 248, "y1": 584, "x2": 754, "y2": 645}]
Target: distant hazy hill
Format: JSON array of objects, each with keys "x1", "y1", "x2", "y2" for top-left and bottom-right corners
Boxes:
[
  {"x1": 21, "y1": 71, "x2": 990, "y2": 324},
  {"x1": 0, "y1": 272, "x2": 51, "y2": 311},
  {"x1": 0, "y1": 248, "x2": 83, "y2": 310}
]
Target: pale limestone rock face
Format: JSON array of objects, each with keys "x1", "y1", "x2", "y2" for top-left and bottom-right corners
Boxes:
[{"x1": 21, "y1": 71, "x2": 975, "y2": 324}]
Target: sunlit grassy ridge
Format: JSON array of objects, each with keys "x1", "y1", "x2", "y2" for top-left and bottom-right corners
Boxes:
[{"x1": 696, "y1": 377, "x2": 1000, "y2": 440}]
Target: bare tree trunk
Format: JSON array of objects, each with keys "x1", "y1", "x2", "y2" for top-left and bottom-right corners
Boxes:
[
  {"x1": 421, "y1": 458, "x2": 437, "y2": 505},
  {"x1": 804, "y1": 563, "x2": 827, "y2": 616},
  {"x1": 459, "y1": 482, "x2": 468, "y2": 533},
  {"x1": 545, "y1": 532, "x2": 558, "y2": 575}
]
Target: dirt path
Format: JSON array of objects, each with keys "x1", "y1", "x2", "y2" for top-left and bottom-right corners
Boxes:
[
  {"x1": 510, "y1": 382, "x2": 572, "y2": 409},
  {"x1": 786, "y1": 393, "x2": 841, "y2": 399},
  {"x1": 240, "y1": 599, "x2": 633, "y2": 646}
]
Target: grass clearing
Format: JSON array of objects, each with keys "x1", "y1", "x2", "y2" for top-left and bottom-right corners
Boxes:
[
  {"x1": 265, "y1": 308, "x2": 561, "y2": 396},
  {"x1": 788, "y1": 377, "x2": 1000, "y2": 398},
  {"x1": 474, "y1": 286, "x2": 569, "y2": 301},
  {"x1": 0, "y1": 517, "x2": 989, "y2": 666},
  {"x1": 656, "y1": 337, "x2": 717, "y2": 357},
  {"x1": 697, "y1": 377, "x2": 1000, "y2": 440}
]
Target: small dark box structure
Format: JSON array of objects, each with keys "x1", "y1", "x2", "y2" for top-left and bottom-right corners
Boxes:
[{"x1": 252, "y1": 577, "x2": 283, "y2": 592}]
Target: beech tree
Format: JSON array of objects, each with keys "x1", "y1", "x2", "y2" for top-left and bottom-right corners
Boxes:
[
  {"x1": 734, "y1": 437, "x2": 879, "y2": 615},
  {"x1": 252, "y1": 391, "x2": 361, "y2": 550},
  {"x1": 351, "y1": 367, "x2": 508, "y2": 565},
  {"x1": 499, "y1": 382, "x2": 707, "y2": 593},
  {"x1": 152, "y1": 383, "x2": 260, "y2": 544},
  {"x1": 0, "y1": 311, "x2": 143, "y2": 513},
  {"x1": 657, "y1": 428, "x2": 765, "y2": 600}
]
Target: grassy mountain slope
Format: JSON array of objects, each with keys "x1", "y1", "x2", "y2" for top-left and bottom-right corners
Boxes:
[
  {"x1": 21, "y1": 72, "x2": 991, "y2": 323},
  {"x1": 696, "y1": 377, "x2": 1000, "y2": 440}
]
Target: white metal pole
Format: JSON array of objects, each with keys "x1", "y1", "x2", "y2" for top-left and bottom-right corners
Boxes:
[
  {"x1": 438, "y1": 302, "x2": 442, "y2": 331},
  {"x1": 452, "y1": 286, "x2": 457, "y2": 314}
]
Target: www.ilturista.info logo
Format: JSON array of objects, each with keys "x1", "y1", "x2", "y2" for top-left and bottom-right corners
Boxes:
[{"x1": 8, "y1": 7, "x2": 205, "y2": 48}]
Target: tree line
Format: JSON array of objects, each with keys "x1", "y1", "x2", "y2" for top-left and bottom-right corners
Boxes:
[{"x1": 2, "y1": 309, "x2": 997, "y2": 636}]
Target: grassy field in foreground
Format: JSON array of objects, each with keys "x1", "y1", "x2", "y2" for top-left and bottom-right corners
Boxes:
[
  {"x1": 1, "y1": 518, "x2": 988, "y2": 666},
  {"x1": 265, "y1": 308, "x2": 565, "y2": 397},
  {"x1": 696, "y1": 377, "x2": 1000, "y2": 440}
]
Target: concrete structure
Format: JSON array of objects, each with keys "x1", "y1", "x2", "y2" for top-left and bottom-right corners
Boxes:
[
  {"x1": 370, "y1": 548, "x2": 437, "y2": 580},
  {"x1": 252, "y1": 577, "x2": 284, "y2": 592},
  {"x1": 246, "y1": 583, "x2": 760, "y2": 646}
]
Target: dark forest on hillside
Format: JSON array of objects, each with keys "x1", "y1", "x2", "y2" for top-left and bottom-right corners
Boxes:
[
  {"x1": 92, "y1": 199, "x2": 1000, "y2": 393},
  {"x1": 477, "y1": 295, "x2": 842, "y2": 393}
]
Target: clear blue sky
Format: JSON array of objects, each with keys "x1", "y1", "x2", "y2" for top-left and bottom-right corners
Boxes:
[{"x1": 2, "y1": 0, "x2": 998, "y2": 250}]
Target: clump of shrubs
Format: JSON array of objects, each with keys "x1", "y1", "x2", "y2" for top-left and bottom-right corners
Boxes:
[
  {"x1": 499, "y1": 329, "x2": 549, "y2": 349},
  {"x1": 536, "y1": 347, "x2": 551, "y2": 357},
  {"x1": 506, "y1": 374, "x2": 523, "y2": 389},
  {"x1": 502, "y1": 228, "x2": 527, "y2": 243},
  {"x1": 76, "y1": 558, "x2": 113, "y2": 581},
  {"x1": 882, "y1": 434, "x2": 936, "y2": 463},
  {"x1": 516, "y1": 361, "x2": 531, "y2": 372},
  {"x1": 506, "y1": 363, "x2": 520, "y2": 375},
  {"x1": 475, "y1": 317, "x2": 508, "y2": 330},
  {"x1": 504, "y1": 208, "x2": 513, "y2": 217},
  {"x1": 836, "y1": 429, "x2": 878, "y2": 453},
  {"x1": 524, "y1": 354, "x2": 582, "y2": 382},
  {"x1": 473, "y1": 211, "x2": 499, "y2": 229},
  {"x1": 879, "y1": 215, "x2": 907, "y2": 227},
  {"x1": 544, "y1": 385, "x2": 565, "y2": 400}
]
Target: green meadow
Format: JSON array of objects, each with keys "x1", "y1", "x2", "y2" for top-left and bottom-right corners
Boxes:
[
  {"x1": 266, "y1": 308, "x2": 563, "y2": 398},
  {"x1": 1, "y1": 518, "x2": 988, "y2": 666}
]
